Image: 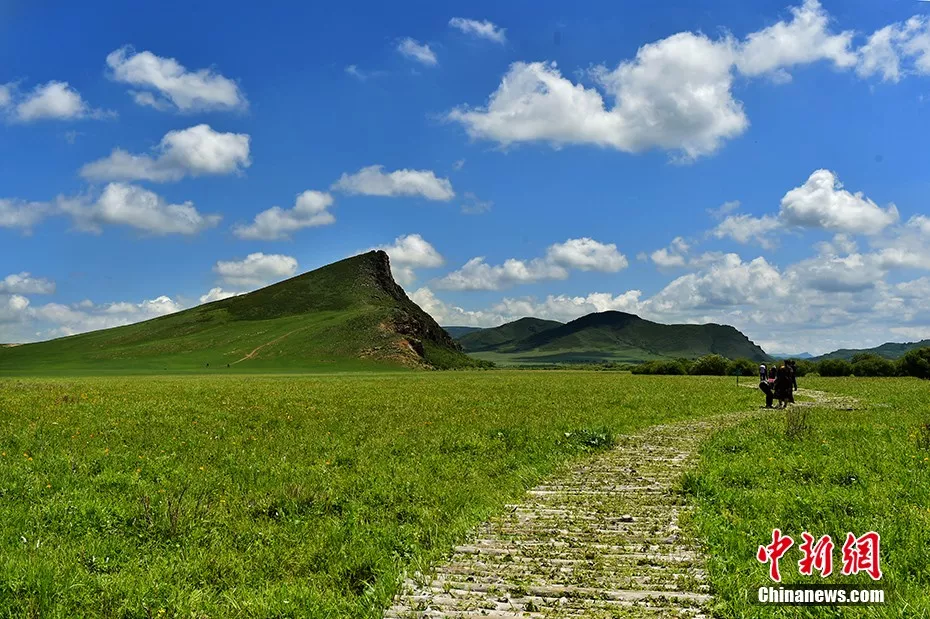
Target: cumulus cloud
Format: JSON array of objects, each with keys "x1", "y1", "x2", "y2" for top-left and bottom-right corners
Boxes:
[
  {"x1": 857, "y1": 17, "x2": 930, "y2": 82},
  {"x1": 450, "y1": 34, "x2": 746, "y2": 160},
  {"x1": 735, "y1": 0, "x2": 856, "y2": 79},
  {"x1": 649, "y1": 237, "x2": 691, "y2": 268},
  {"x1": 214, "y1": 253, "x2": 298, "y2": 288},
  {"x1": 435, "y1": 237, "x2": 626, "y2": 291},
  {"x1": 712, "y1": 214, "x2": 783, "y2": 249},
  {"x1": 397, "y1": 38, "x2": 438, "y2": 66},
  {"x1": 449, "y1": 18, "x2": 506, "y2": 44},
  {"x1": 0, "y1": 273, "x2": 55, "y2": 295},
  {"x1": 59, "y1": 183, "x2": 221, "y2": 235},
  {"x1": 332, "y1": 165, "x2": 454, "y2": 201},
  {"x1": 546, "y1": 238, "x2": 628, "y2": 271},
  {"x1": 234, "y1": 191, "x2": 335, "y2": 240},
  {"x1": 707, "y1": 200, "x2": 741, "y2": 220},
  {"x1": 446, "y1": 1, "x2": 930, "y2": 161},
  {"x1": 11, "y1": 81, "x2": 109, "y2": 122},
  {"x1": 461, "y1": 192, "x2": 492, "y2": 215},
  {"x1": 81, "y1": 124, "x2": 251, "y2": 182},
  {"x1": 778, "y1": 169, "x2": 898, "y2": 234},
  {"x1": 198, "y1": 287, "x2": 241, "y2": 304},
  {"x1": 106, "y1": 47, "x2": 247, "y2": 112},
  {"x1": 0, "y1": 199, "x2": 50, "y2": 231},
  {"x1": 372, "y1": 234, "x2": 444, "y2": 286}
]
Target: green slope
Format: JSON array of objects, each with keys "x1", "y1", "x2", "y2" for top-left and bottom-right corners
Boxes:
[
  {"x1": 443, "y1": 326, "x2": 485, "y2": 339},
  {"x1": 812, "y1": 339, "x2": 930, "y2": 361},
  {"x1": 457, "y1": 317, "x2": 563, "y2": 352},
  {"x1": 0, "y1": 251, "x2": 475, "y2": 373},
  {"x1": 466, "y1": 311, "x2": 770, "y2": 365}
]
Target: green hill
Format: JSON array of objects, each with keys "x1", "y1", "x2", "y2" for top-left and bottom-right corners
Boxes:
[
  {"x1": 0, "y1": 251, "x2": 474, "y2": 373},
  {"x1": 457, "y1": 317, "x2": 563, "y2": 352},
  {"x1": 464, "y1": 311, "x2": 770, "y2": 365},
  {"x1": 443, "y1": 326, "x2": 485, "y2": 339},
  {"x1": 812, "y1": 339, "x2": 930, "y2": 362}
]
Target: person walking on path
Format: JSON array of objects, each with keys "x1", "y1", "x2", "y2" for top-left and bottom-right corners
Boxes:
[{"x1": 774, "y1": 364, "x2": 793, "y2": 408}]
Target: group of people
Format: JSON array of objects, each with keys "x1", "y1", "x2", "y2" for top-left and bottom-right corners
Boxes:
[{"x1": 758, "y1": 360, "x2": 798, "y2": 408}]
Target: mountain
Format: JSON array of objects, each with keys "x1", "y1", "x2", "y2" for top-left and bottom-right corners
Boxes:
[
  {"x1": 812, "y1": 339, "x2": 930, "y2": 362},
  {"x1": 443, "y1": 326, "x2": 485, "y2": 339},
  {"x1": 457, "y1": 317, "x2": 563, "y2": 352},
  {"x1": 0, "y1": 251, "x2": 474, "y2": 373},
  {"x1": 770, "y1": 352, "x2": 814, "y2": 360},
  {"x1": 462, "y1": 311, "x2": 770, "y2": 365}
]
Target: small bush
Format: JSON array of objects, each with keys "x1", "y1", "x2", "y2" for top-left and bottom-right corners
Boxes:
[
  {"x1": 818, "y1": 359, "x2": 853, "y2": 377},
  {"x1": 852, "y1": 354, "x2": 897, "y2": 377},
  {"x1": 726, "y1": 358, "x2": 757, "y2": 377},
  {"x1": 898, "y1": 347, "x2": 930, "y2": 379},
  {"x1": 631, "y1": 360, "x2": 688, "y2": 375},
  {"x1": 689, "y1": 354, "x2": 729, "y2": 376},
  {"x1": 793, "y1": 360, "x2": 814, "y2": 377}
]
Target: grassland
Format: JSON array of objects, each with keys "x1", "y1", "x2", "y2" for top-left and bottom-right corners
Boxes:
[
  {"x1": 685, "y1": 377, "x2": 930, "y2": 617},
  {"x1": 2, "y1": 372, "x2": 928, "y2": 618},
  {"x1": 0, "y1": 372, "x2": 758, "y2": 618}
]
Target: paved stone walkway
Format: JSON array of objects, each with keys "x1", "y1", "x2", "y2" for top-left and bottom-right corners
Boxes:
[{"x1": 385, "y1": 416, "x2": 733, "y2": 618}]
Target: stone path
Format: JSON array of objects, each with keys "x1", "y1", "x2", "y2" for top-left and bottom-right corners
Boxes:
[{"x1": 384, "y1": 415, "x2": 739, "y2": 618}]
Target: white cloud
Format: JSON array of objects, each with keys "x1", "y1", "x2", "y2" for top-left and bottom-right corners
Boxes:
[
  {"x1": 81, "y1": 124, "x2": 251, "y2": 182},
  {"x1": 198, "y1": 287, "x2": 241, "y2": 304},
  {"x1": 214, "y1": 253, "x2": 298, "y2": 288},
  {"x1": 649, "y1": 237, "x2": 691, "y2": 268},
  {"x1": 735, "y1": 0, "x2": 856, "y2": 79},
  {"x1": 449, "y1": 18, "x2": 506, "y2": 44},
  {"x1": 0, "y1": 295, "x2": 31, "y2": 325},
  {"x1": 27, "y1": 296, "x2": 183, "y2": 338},
  {"x1": 371, "y1": 234, "x2": 444, "y2": 286},
  {"x1": 650, "y1": 254, "x2": 790, "y2": 312},
  {"x1": 0, "y1": 83, "x2": 10, "y2": 107},
  {"x1": 0, "y1": 199, "x2": 50, "y2": 231},
  {"x1": 461, "y1": 192, "x2": 492, "y2": 215},
  {"x1": 712, "y1": 214, "x2": 782, "y2": 248},
  {"x1": 106, "y1": 47, "x2": 247, "y2": 112},
  {"x1": 707, "y1": 200, "x2": 741, "y2": 220},
  {"x1": 449, "y1": 31, "x2": 746, "y2": 160},
  {"x1": 435, "y1": 237, "x2": 626, "y2": 291},
  {"x1": 331, "y1": 165, "x2": 454, "y2": 201},
  {"x1": 345, "y1": 65, "x2": 386, "y2": 81},
  {"x1": 908, "y1": 215, "x2": 930, "y2": 236},
  {"x1": 0, "y1": 273, "x2": 55, "y2": 295},
  {"x1": 779, "y1": 169, "x2": 898, "y2": 234},
  {"x1": 435, "y1": 256, "x2": 566, "y2": 291},
  {"x1": 410, "y1": 287, "x2": 504, "y2": 327},
  {"x1": 545, "y1": 237, "x2": 627, "y2": 272},
  {"x1": 857, "y1": 17, "x2": 930, "y2": 82},
  {"x1": 397, "y1": 38, "x2": 438, "y2": 66},
  {"x1": 233, "y1": 191, "x2": 335, "y2": 240},
  {"x1": 59, "y1": 183, "x2": 221, "y2": 235},
  {"x1": 13, "y1": 81, "x2": 108, "y2": 122}
]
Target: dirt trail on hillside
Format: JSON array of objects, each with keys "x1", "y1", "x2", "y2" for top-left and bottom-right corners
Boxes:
[
  {"x1": 230, "y1": 328, "x2": 307, "y2": 365},
  {"x1": 385, "y1": 389, "x2": 845, "y2": 618}
]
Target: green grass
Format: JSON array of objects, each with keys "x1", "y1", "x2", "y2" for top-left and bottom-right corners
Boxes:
[
  {"x1": 685, "y1": 377, "x2": 930, "y2": 617},
  {"x1": 0, "y1": 372, "x2": 758, "y2": 618}
]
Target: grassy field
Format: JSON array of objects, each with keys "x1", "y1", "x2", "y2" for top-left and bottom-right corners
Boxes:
[
  {"x1": 2, "y1": 372, "x2": 928, "y2": 617},
  {"x1": 0, "y1": 372, "x2": 757, "y2": 619},
  {"x1": 685, "y1": 377, "x2": 930, "y2": 617}
]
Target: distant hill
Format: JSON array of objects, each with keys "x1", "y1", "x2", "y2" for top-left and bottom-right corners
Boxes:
[
  {"x1": 443, "y1": 326, "x2": 485, "y2": 339},
  {"x1": 458, "y1": 317, "x2": 563, "y2": 352},
  {"x1": 812, "y1": 339, "x2": 930, "y2": 362},
  {"x1": 0, "y1": 251, "x2": 475, "y2": 373},
  {"x1": 770, "y1": 352, "x2": 814, "y2": 360},
  {"x1": 462, "y1": 311, "x2": 770, "y2": 365}
]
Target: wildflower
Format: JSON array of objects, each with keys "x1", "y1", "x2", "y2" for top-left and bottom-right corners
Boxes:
[
  {"x1": 199, "y1": 466, "x2": 205, "y2": 471},
  {"x1": 46, "y1": 484, "x2": 51, "y2": 489}
]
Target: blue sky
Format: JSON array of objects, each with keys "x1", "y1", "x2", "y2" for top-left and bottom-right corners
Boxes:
[{"x1": 2, "y1": 0, "x2": 930, "y2": 355}]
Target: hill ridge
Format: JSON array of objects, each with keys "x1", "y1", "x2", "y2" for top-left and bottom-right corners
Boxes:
[{"x1": 0, "y1": 251, "x2": 471, "y2": 372}]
